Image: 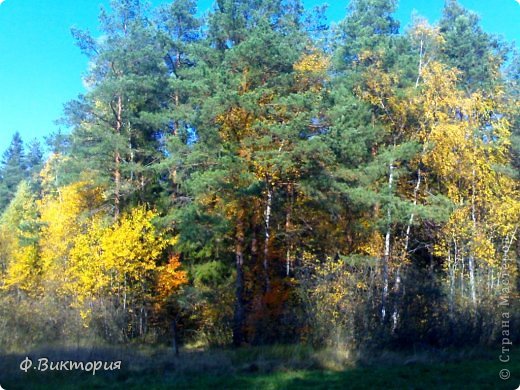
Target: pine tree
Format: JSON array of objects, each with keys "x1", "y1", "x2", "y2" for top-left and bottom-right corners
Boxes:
[
  {"x1": 334, "y1": 0, "x2": 399, "y2": 68},
  {"x1": 439, "y1": 0, "x2": 507, "y2": 93},
  {"x1": 25, "y1": 139, "x2": 43, "y2": 178},
  {"x1": 155, "y1": 0, "x2": 202, "y2": 202},
  {"x1": 24, "y1": 139, "x2": 44, "y2": 195},
  {"x1": 0, "y1": 132, "x2": 26, "y2": 211},
  {"x1": 171, "y1": 0, "x2": 337, "y2": 345},
  {"x1": 66, "y1": 0, "x2": 171, "y2": 219}
]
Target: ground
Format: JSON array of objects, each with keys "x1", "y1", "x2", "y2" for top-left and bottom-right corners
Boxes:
[{"x1": 0, "y1": 345, "x2": 517, "y2": 389}]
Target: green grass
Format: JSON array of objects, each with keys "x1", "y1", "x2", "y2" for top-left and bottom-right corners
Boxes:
[{"x1": 0, "y1": 346, "x2": 518, "y2": 389}]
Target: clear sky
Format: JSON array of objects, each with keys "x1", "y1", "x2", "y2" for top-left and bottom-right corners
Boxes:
[{"x1": 0, "y1": 0, "x2": 518, "y2": 154}]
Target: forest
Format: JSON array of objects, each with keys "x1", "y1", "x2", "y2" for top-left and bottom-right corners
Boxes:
[{"x1": 0, "y1": 0, "x2": 518, "y2": 388}]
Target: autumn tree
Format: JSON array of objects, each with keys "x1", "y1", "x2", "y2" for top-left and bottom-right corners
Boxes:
[
  {"x1": 38, "y1": 181, "x2": 103, "y2": 291},
  {"x1": 67, "y1": 207, "x2": 175, "y2": 339}
]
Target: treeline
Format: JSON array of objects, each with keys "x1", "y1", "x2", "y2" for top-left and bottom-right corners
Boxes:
[{"x1": 0, "y1": 0, "x2": 518, "y2": 351}]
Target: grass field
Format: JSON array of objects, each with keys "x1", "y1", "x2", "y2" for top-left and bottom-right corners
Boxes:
[{"x1": 0, "y1": 345, "x2": 518, "y2": 389}]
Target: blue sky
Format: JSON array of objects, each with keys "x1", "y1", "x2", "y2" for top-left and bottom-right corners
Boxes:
[{"x1": 0, "y1": 0, "x2": 518, "y2": 154}]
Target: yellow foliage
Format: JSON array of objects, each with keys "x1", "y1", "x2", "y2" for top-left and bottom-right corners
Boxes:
[
  {"x1": 408, "y1": 16, "x2": 445, "y2": 65},
  {"x1": 38, "y1": 181, "x2": 103, "y2": 284},
  {"x1": 100, "y1": 207, "x2": 166, "y2": 282},
  {"x1": 0, "y1": 181, "x2": 42, "y2": 294},
  {"x1": 39, "y1": 153, "x2": 71, "y2": 196},
  {"x1": 419, "y1": 62, "x2": 520, "y2": 277},
  {"x1": 156, "y1": 254, "x2": 188, "y2": 302},
  {"x1": 66, "y1": 216, "x2": 107, "y2": 303},
  {"x1": 67, "y1": 206, "x2": 171, "y2": 312},
  {"x1": 356, "y1": 230, "x2": 384, "y2": 257},
  {"x1": 294, "y1": 49, "x2": 330, "y2": 91},
  {"x1": 354, "y1": 50, "x2": 518, "y2": 289},
  {"x1": 2, "y1": 245, "x2": 41, "y2": 294},
  {"x1": 216, "y1": 106, "x2": 253, "y2": 142}
]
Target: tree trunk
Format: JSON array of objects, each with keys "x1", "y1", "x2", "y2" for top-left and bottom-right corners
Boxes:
[
  {"x1": 460, "y1": 256, "x2": 465, "y2": 298},
  {"x1": 381, "y1": 163, "x2": 394, "y2": 323},
  {"x1": 263, "y1": 185, "x2": 272, "y2": 293},
  {"x1": 114, "y1": 94, "x2": 123, "y2": 220},
  {"x1": 285, "y1": 184, "x2": 294, "y2": 277},
  {"x1": 392, "y1": 168, "x2": 422, "y2": 331},
  {"x1": 403, "y1": 169, "x2": 421, "y2": 254},
  {"x1": 415, "y1": 38, "x2": 424, "y2": 88},
  {"x1": 468, "y1": 255, "x2": 477, "y2": 309},
  {"x1": 172, "y1": 61, "x2": 180, "y2": 193},
  {"x1": 233, "y1": 217, "x2": 246, "y2": 347},
  {"x1": 449, "y1": 238, "x2": 457, "y2": 315},
  {"x1": 391, "y1": 266, "x2": 401, "y2": 333},
  {"x1": 469, "y1": 168, "x2": 477, "y2": 310},
  {"x1": 171, "y1": 316, "x2": 180, "y2": 357}
]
